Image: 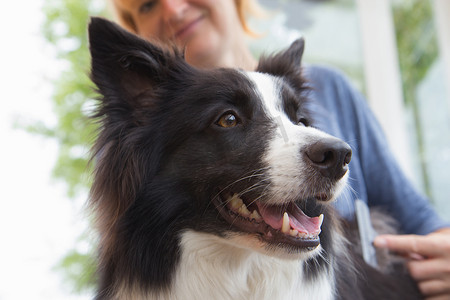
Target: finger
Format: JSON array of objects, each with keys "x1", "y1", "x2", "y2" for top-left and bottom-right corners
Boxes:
[
  {"x1": 408, "y1": 259, "x2": 450, "y2": 281},
  {"x1": 408, "y1": 252, "x2": 426, "y2": 261},
  {"x1": 374, "y1": 234, "x2": 443, "y2": 257},
  {"x1": 418, "y1": 279, "x2": 450, "y2": 297}
]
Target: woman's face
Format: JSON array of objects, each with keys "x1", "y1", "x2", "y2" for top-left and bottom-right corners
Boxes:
[{"x1": 116, "y1": 0, "x2": 245, "y2": 67}]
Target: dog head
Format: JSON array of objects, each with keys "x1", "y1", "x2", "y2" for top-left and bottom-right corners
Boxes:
[{"x1": 89, "y1": 17, "x2": 351, "y2": 281}]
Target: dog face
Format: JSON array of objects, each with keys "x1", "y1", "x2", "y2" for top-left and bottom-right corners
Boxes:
[
  {"x1": 213, "y1": 70, "x2": 351, "y2": 260},
  {"x1": 89, "y1": 18, "x2": 351, "y2": 287}
]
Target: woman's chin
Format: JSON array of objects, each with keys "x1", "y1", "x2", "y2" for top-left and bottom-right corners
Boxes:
[{"x1": 184, "y1": 41, "x2": 222, "y2": 68}]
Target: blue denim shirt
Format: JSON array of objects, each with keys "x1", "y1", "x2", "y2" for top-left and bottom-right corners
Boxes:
[{"x1": 304, "y1": 65, "x2": 449, "y2": 235}]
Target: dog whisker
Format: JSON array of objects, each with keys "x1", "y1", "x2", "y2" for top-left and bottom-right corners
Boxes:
[
  {"x1": 205, "y1": 168, "x2": 270, "y2": 216},
  {"x1": 212, "y1": 168, "x2": 270, "y2": 198}
]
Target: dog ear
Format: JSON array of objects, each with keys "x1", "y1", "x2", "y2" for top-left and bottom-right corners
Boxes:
[
  {"x1": 256, "y1": 38, "x2": 305, "y2": 78},
  {"x1": 88, "y1": 17, "x2": 190, "y2": 119}
]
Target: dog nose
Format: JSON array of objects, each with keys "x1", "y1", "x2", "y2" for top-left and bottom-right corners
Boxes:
[{"x1": 305, "y1": 138, "x2": 352, "y2": 180}]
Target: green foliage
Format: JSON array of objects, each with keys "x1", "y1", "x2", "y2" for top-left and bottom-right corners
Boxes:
[
  {"x1": 392, "y1": 0, "x2": 438, "y2": 197},
  {"x1": 31, "y1": 0, "x2": 109, "y2": 293},
  {"x1": 55, "y1": 245, "x2": 97, "y2": 293},
  {"x1": 39, "y1": 0, "x2": 108, "y2": 197},
  {"x1": 393, "y1": 0, "x2": 438, "y2": 106}
]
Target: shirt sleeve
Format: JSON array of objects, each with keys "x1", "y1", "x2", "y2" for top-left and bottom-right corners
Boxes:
[{"x1": 304, "y1": 65, "x2": 450, "y2": 235}]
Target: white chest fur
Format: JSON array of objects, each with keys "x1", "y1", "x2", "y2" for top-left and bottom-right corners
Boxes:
[{"x1": 163, "y1": 231, "x2": 335, "y2": 300}]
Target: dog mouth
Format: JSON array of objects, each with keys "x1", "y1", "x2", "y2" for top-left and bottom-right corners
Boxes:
[{"x1": 213, "y1": 192, "x2": 324, "y2": 250}]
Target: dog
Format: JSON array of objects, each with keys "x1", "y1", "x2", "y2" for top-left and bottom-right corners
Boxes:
[{"x1": 88, "y1": 17, "x2": 422, "y2": 300}]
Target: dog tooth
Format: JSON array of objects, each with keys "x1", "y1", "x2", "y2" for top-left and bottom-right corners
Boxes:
[
  {"x1": 250, "y1": 210, "x2": 262, "y2": 221},
  {"x1": 289, "y1": 229, "x2": 299, "y2": 237},
  {"x1": 282, "y1": 212, "x2": 290, "y2": 234},
  {"x1": 230, "y1": 194, "x2": 243, "y2": 209},
  {"x1": 238, "y1": 204, "x2": 251, "y2": 217},
  {"x1": 298, "y1": 232, "x2": 307, "y2": 238},
  {"x1": 318, "y1": 214, "x2": 324, "y2": 228}
]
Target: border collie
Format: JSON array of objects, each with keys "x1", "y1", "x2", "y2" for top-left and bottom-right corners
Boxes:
[{"x1": 88, "y1": 17, "x2": 421, "y2": 300}]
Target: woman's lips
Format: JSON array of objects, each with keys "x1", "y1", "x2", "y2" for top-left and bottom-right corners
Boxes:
[{"x1": 174, "y1": 15, "x2": 205, "y2": 41}]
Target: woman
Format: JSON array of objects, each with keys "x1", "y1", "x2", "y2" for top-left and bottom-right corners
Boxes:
[
  {"x1": 108, "y1": 0, "x2": 450, "y2": 298},
  {"x1": 108, "y1": 0, "x2": 258, "y2": 69}
]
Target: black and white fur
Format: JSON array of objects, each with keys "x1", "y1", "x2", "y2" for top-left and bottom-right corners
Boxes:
[{"x1": 88, "y1": 17, "x2": 421, "y2": 300}]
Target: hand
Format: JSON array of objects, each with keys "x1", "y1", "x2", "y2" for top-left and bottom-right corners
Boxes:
[{"x1": 374, "y1": 228, "x2": 450, "y2": 300}]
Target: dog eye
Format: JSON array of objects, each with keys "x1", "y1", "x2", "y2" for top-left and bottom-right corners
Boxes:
[
  {"x1": 216, "y1": 112, "x2": 239, "y2": 128},
  {"x1": 297, "y1": 117, "x2": 309, "y2": 127}
]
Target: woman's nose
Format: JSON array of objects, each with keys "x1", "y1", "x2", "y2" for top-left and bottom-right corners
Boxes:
[{"x1": 161, "y1": 0, "x2": 188, "y2": 23}]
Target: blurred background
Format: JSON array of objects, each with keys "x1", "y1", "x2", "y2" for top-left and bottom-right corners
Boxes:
[{"x1": 1, "y1": 0, "x2": 449, "y2": 298}]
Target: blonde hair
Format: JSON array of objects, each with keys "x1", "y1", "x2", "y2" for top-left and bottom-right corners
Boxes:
[
  {"x1": 234, "y1": 0, "x2": 265, "y2": 36},
  {"x1": 108, "y1": 0, "x2": 264, "y2": 36}
]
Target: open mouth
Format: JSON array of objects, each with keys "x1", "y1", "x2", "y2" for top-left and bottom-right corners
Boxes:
[{"x1": 213, "y1": 192, "x2": 325, "y2": 250}]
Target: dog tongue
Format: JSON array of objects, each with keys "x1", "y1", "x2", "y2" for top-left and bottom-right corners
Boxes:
[{"x1": 256, "y1": 202, "x2": 322, "y2": 235}]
